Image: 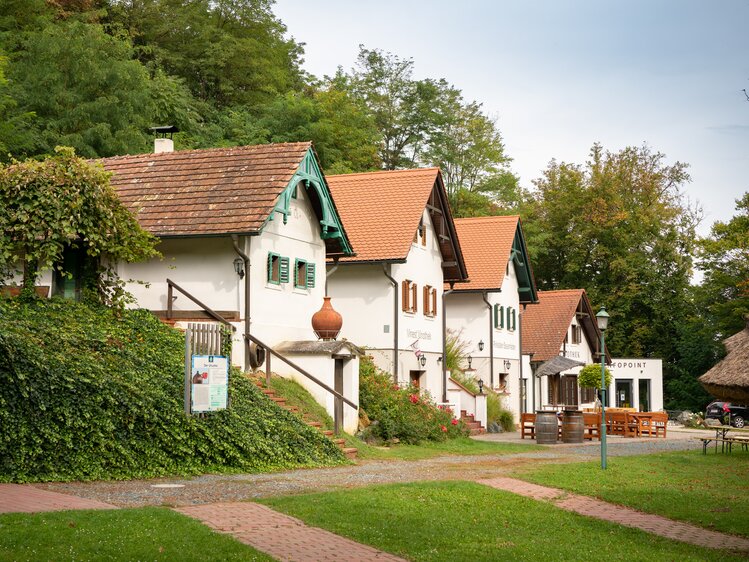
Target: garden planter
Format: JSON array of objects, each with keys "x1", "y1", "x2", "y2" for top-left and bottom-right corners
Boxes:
[{"x1": 311, "y1": 296, "x2": 343, "y2": 340}]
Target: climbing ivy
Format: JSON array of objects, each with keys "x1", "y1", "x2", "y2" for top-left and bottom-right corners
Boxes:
[{"x1": 0, "y1": 298, "x2": 344, "y2": 483}]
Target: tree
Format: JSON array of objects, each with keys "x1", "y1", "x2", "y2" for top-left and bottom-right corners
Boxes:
[
  {"x1": 696, "y1": 192, "x2": 749, "y2": 338},
  {"x1": 7, "y1": 20, "x2": 155, "y2": 158},
  {"x1": 347, "y1": 46, "x2": 445, "y2": 169},
  {"x1": 525, "y1": 143, "x2": 700, "y2": 368},
  {"x1": 0, "y1": 147, "x2": 159, "y2": 303}
]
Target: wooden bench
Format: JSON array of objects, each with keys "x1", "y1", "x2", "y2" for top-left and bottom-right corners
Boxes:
[
  {"x1": 606, "y1": 411, "x2": 637, "y2": 437},
  {"x1": 520, "y1": 413, "x2": 535, "y2": 439},
  {"x1": 694, "y1": 436, "x2": 748, "y2": 454},
  {"x1": 583, "y1": 412, "x2": 601, "y2": 441}
]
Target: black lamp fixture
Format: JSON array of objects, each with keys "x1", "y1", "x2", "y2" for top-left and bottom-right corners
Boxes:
[
  {"x1": 467, "y1": 355, "x2": 473, "y2": 369},
  {"x1": 478, "y1": 340, "x2": 485, "y2": 352},
  {"x1": 233, "y1": 257, "x2": 245, "y2": 279},
  {"x1": 478, "y1": 378, "x2": 484, "y2": 394},
  {"x1": 419, "y1": 355, "x2": 427, "y2": 367},
  {"x1": 504, "y1": 359, "x2": 511, "y2": 372}
]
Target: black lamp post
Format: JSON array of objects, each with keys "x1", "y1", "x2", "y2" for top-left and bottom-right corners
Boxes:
[
  {"x1": 478, "y1": 378, "x2": 484, "y2": 394},
  {"x1": 467, "y1": 355, "x2": 473, "y2": 369},
  {"x1": 596, "y1": 306, "x2": 610, "y2": 470}
]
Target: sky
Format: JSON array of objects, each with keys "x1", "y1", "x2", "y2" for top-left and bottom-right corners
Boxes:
[{"x1": 273, "y1": 0, "x2": 749, "y2": 235}]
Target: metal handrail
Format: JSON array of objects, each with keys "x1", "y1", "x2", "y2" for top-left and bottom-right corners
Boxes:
[
  {"x1": 248, "y1": 333, "x2": 358, "y2": 410},
  {"x1": 166, "y1": 278, "x2": 237, "y2": 331}
]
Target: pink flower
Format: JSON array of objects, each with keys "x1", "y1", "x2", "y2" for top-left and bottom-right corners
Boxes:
[
  {"x1": 409, "y1": 394, "x2": 419, "y2": 404},
  {"x1": 441, "y1": 425, "x2": 447, "y2": 432},
  {"x1": 451, "y1": 419, "x2": 458, "y2": 425}
]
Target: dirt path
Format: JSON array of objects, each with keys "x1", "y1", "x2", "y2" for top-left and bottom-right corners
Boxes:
[{"x1": 35, "y1": 437, "x2": 700, "y2": 508}]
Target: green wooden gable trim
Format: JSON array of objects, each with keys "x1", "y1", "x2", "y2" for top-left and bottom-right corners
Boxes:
[
  {"x1": 267, "y1": 148, "x2": 353, "y2": 255},
  {"x1": 511, "y1": 224, "x2": 538, "y2": 304}
]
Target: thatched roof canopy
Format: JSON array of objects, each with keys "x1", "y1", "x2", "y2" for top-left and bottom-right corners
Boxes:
[{"x1": 699, "y1": 327, "x2": 749, "y2": 403}]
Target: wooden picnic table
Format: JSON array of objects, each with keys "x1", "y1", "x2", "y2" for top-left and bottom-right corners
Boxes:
[{"x1": 696, "y1": 425, "x2": 749, "y2": 454}]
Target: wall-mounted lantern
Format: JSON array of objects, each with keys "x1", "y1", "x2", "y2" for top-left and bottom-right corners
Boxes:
[
  {"x1": 478, "y1": 340, "x2": 485, "y2": 352},
  {"x1": 233, "y1": 257, "x2": 245, "y2": 279},
  {"x1": 419, "y1": 355, "x2": 427, "y2": 367}
]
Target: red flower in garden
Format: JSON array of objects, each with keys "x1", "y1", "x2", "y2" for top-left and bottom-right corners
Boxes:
[
  {"x1": 409, "y1": 394, "x2": 419, "y2": 404},
  {"x1": 441, "y1": 425, "x2": 447, "y2": 432},
  {"x1": 451, "y1": 419, "x2": 458, "y2": 425}
]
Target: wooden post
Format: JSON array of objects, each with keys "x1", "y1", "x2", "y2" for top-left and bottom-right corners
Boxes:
[
  {"x1": 184, "y1": 326, "x2": 192, "y2": 415},
  {"x1": 266, "y1": 352, "x2": 272, "y2": 387},
  {"x1": 334, "y1": 359, "x2": 344, "y2": 435},
  {"x1": 168, "y1": 283, "x2": 173, "y2": 320}
]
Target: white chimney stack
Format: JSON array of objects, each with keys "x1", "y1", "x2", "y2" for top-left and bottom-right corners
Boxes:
[{"x1": 154, "y1": 137, "x2": 174, "y2": 153}]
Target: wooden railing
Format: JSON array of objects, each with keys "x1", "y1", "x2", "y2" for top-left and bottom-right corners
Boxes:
[{"x1": 248, "y1": 334, "x2": 357, "y2": 434}]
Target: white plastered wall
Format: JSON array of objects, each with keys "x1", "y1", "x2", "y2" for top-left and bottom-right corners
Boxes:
[
  {"x1": 328, "y1": 207, "x2": 447, "y2": 403},
  {"x1": 610, "y1": 358, "x2": 664, "y2": 412}
]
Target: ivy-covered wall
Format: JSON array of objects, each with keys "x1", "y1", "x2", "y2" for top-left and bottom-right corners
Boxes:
[{"x1": 0, "y1": 298, "x2": 345, "y2": 483}]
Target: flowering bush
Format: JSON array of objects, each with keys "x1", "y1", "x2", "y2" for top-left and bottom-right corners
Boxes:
[{"x1": 359, "y1": 356, "x2": 469, "y2": 444}]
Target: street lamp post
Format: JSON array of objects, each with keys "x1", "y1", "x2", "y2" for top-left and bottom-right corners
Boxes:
[{"x1": 596, "y1": 306, "x2": 610, "y2": 470}]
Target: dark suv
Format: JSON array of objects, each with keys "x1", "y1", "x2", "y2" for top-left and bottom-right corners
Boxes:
[{"x1": 705, "y1": 401, "x2": 749, "y2": 428}]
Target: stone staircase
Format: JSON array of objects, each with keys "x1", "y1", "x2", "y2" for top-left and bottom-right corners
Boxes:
[
  {"x1": 253, "y1": 377, "x2": 358, "y2": 460},
  {"x1": 460, "y1": 410, "x2": 486, "y2": 436}
]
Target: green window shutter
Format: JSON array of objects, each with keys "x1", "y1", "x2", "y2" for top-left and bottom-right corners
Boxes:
[
  {"x1": 267, "y1": 253, "x2": 274, "y2": 282},
  {"x1": 493, "y1": 304, "x2": 499, "y2": 328},
  {"x1": 307, "y1": 262, "x2": 316, "y2": 288},
  {"x1": 280, "y1": 257, "x2": 290, "y2": 283},
  {"x1": 511, "y1": 308, "x2": 517, "y2": 331},
  {"x1": 506, "y1": 306, "x2": 512, "y2": 331},
  {"x1": 500, "y1": 305, "x2": 505, "y2": 329}
]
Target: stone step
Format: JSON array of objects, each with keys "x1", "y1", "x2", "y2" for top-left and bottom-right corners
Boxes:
[
  {"x1": 270, "y1": 396, "x2": 286, "y2": 404},
  {"x1": 469, "y1": 428, "x2": 486, "y2": 436},
  {"x1": 322, "y1": 430, "x2": 334, "y2": 437},
  {"x1": 342, "y1": 447, "x2": 358, "y2": 460},
  {"x1": 461, "y1": 415, "x2": 475, "y2": 423},
  {"x1": 333, "y1": 438, "x2": 346, "y2": 446},
  {"x1": 306, "y1": 421, "x2": 322, "y2": 428}
]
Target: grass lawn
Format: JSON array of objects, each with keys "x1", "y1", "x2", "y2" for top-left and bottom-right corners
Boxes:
[
  {"x1": 512, "y1": 449, "x2": 749, "y2": 538},
  {"x1": 0, "y1": 507, "x2": 273, "y2": 562},
  {"x1": 351, "y1": 436, "x2": 543, "y2": 460},
  {"x1": 261, "y1": 481, "x2": 744, "y2": 561}
]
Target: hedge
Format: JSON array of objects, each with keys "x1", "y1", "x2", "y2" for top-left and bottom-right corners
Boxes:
[{"x1": 0, "y1": 298, "x2": 344, "y2": 483}]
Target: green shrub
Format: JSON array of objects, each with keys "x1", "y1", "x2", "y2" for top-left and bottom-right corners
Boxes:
[
  {"x1": 486, "y1": 392, "x2": 515, "y2": 431},
  {"x1": 0, "y1": 298, "x2": 345, "y2": 483},
  {"x1": 577, "y1": 363, "x2": 612, "y2": 389},
  {"x1": 358, "y1": 356, "x2": 468, "y2": 444}
]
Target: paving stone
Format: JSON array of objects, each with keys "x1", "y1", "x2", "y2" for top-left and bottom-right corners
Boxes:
[
  {"x1": 0, "y1": 484, "x2": 118, "y2": 514},
  {"x1": 176, "y1": 502, "x2": 405, "y2": 562},
  {"x1": 479, "y1": 476, "x2": 749, "y2": 553}
]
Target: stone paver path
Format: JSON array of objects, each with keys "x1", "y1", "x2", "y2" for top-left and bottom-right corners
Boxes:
[
  {"x1": 0, "y1": 483, "x2": 118, "y2": 514},
  {"x1": 480, "y1": 477, "x2": 749, "y2": 553},
  {"x1": 176, "y1": 502, "x2": 405, "y2": 562}
]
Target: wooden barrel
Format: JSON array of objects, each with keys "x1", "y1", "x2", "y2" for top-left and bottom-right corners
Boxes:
[
  {"x1": 535, "y1": 411, "x2": 559, "y2": 444},
  {"x1": 561, "y1": 410, "x2": 584, "y2": 443}
]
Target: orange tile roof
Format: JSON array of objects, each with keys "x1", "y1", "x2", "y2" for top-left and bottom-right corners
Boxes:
[
  {"x1": 99, "y1": 142, "x2": 311, "y2": 237},
  {"x1": 522, "y1": 289, "x2": 588, "y2": 361},
  {"x1": 452, "y1": 216, "x2": 519, "y2": 290},
  {"x1": 326, "y1": 168, "x2": 468, "y2": 281}
]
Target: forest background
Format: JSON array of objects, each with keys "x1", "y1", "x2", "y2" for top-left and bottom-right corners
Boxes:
[{"x1": 1, "y1": 0, "x2": 746, "y2": 411}]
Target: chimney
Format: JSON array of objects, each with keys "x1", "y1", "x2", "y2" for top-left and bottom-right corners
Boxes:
[
  {"x1": 150, "y1": 125, "x2": 179, "y2": 154},
  {"x1": 154, "y1": 138, "x2": 174, "y2": 153}
]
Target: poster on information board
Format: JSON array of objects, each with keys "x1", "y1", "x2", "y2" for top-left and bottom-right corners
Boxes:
[{"x1": 190, "y1": 355, "x2": 228, "y2": 413}]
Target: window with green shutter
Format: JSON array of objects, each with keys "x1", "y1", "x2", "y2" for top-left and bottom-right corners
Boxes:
[
  {"x1": 294, "y1": 259, "x2": 314, "y2": 289},
  {"x1": 506, "y1": 306, "x2": 513, "y2": 331},
  {"x1": 268, "y1": 253, "x2": 289, "y2": 284},
  {"x1": 494, "y1": 304, "x2": 505, "y2": 329},
  {"x1": 268, "y1": 252, "x2": 280, "y2": 284}
]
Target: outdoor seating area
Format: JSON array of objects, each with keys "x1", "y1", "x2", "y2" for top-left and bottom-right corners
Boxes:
[
  {"x1": 695, "y1": 425, "x2": 749, "y2": 454},
  {"x1": 520, "y1": 410, "x2": 668, "y2": 442}
]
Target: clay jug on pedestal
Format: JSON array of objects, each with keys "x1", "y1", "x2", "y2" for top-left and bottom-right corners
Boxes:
[{"x1": 311, "y1": 296, "x2": 343, "y2": 340}]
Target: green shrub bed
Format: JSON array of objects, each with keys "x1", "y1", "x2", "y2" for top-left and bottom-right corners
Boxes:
[
  {"x1": 358, "y1": 356, "x2": 468, "y2": 444},
  {"x1": 0, "y1": 298, "x2": 345, "y2": 483}
]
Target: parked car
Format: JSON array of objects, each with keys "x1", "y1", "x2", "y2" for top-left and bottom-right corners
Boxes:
[{"x1": 705, "y1": 401, "x2": 749, "y2": 428}]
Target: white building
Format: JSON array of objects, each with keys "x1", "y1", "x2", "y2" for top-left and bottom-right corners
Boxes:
[
  {"x1": 13, "y1": 141, "x2": 362, "y2": 432},
  {"x1": 445, "y1": 216, "x2": 539, "y2": 423},
  {"x1": 325, "y1": 168, "x2": 469, "y2": 407},
  {"x1": 609, "y1": 358, "x2": 664, "y2": 412},
  {"x1": 522, "y1": 289, "x2": 607, "y2": 411}
]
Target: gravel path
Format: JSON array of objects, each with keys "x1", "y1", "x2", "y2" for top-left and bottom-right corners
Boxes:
[{"x1": 35, "y1": 435, "x2": 701, "y2": 508}]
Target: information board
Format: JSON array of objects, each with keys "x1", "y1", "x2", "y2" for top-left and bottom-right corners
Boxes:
[{"x1": 190, "y1": 355, "x2": 228, "y2": 413}]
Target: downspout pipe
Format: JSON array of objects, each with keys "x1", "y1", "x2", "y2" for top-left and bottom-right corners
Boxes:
[
  {"x1": 519, "y1": 304, "x2": 526, "y2": 416},
  {"x1": 382, "y1": 263, "x2": 399, "y2": 384},
  {"x1": 231, "y1": 235, "x2": 251, "y2": 372},
  {"x1": 481, "y1": 291, "x2": 494, "y2": 390},
  {"x1": 442, "y1": 284, "x2": 454, "y2": 403}
]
